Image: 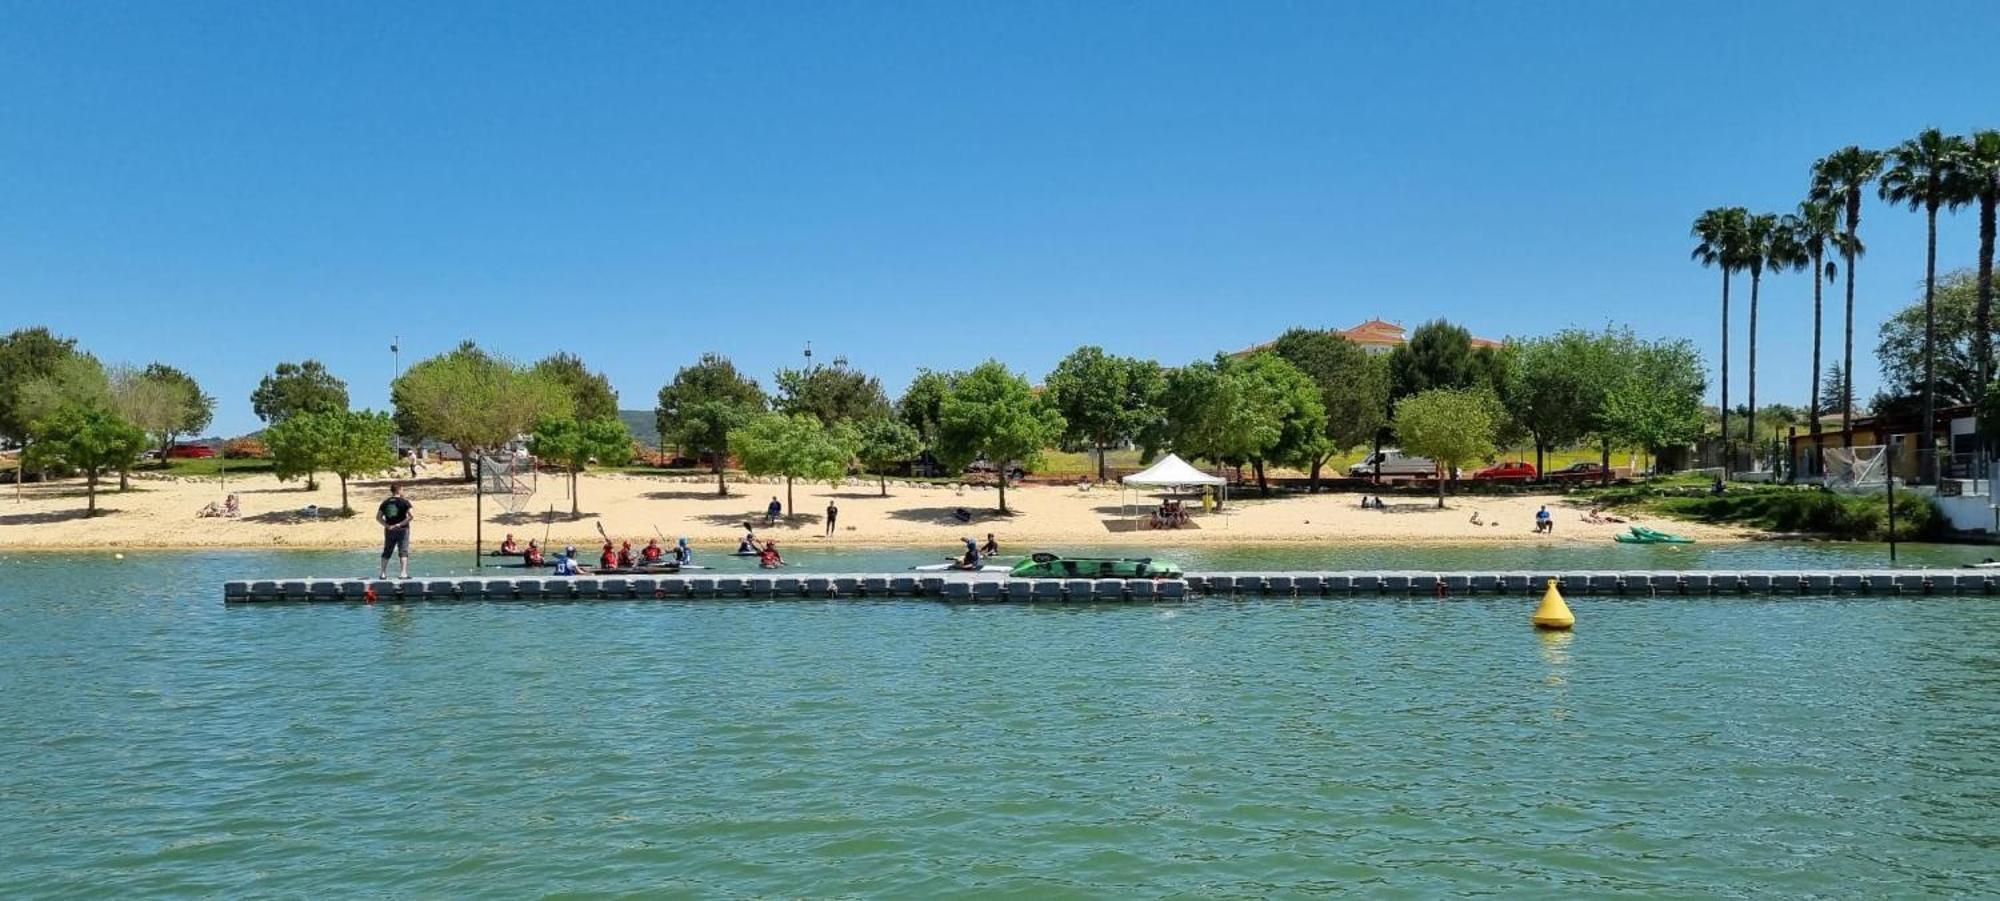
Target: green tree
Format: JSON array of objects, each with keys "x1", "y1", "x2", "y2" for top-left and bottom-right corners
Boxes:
[
  {"x1": 0, "y1": 327, "x2": 82, "y2": 449},
  {"x1": 251, "y1": 360, "x2": 349, "y2": 424},
  {"x1": 264, "y1": 409, "x2": 333, "y2": 491},
  {"x1": 1811, "y1": 145, "x2": 1886, "y2": 446},
  {"x1": 1599, "y1": 338, "x2": 1707, "y2": 472},
  {"x1": 895, "y1": 368, "x2": 954, "y2": 447},
  {"x1": 1875, "y1": 270, "x2": 1989, "y2": 410},
  {"x1": 322, "y1": 410, "x2": 399, "y2": 514},
  {"x1": 1143, "y1": 353, "x2": 1325, "y2": 496},
  {"x1": 1818, "y1": 362, "x2": 1850, "y2": 419},
  {"x1": 531, "y1": 415, "x2": 635, "y2": 516},
  {"x1": 730, "y1": 412, "x2": 859, "y2": 516},
  {"x1": 1880, "y1": 128, "x2": 1973, "y2": 481},
  {"x1": 1392, "y1": 388, "x2": 1498, "y2": 508},
  {"x1": 1743, "y1": 210, "x2": 1806, "y2": 465},
  {"x1": 1387, "y1": 320, "x2": 1480, "y2": 399},
  {"x1": 1267, "y1": 330, "x2": 1388, "y2": 491},
  {"x1": 774, "y1": 359, "x2": 890, "y2": 426},
  {"x1": 1043, "y1": 346, "x2": 1164, "y2": 480},
  {"x1": 854, "y1": 416, "x2": 923, "y2": 496},
  {"x1": 24, "y1": 404, "x2": 146, "y2": 515},
  {"x1": 531, "y1": 352, "x2": 619, "y2": 422},
  {"x1": 111, "y1": 364, "x2": 215, "y2": 462},
  {"x1": 1506, "y1": 329, "x2": 1620, "y2": 477},
  {"x1": 934, "y1": 361, "x2": 1065, "y2": 513},
  {"x1": 1690, "y1": 205, "x2": 1750, "y2": 470},
  {"x1": 655, "y1": 353, "x2": 766, "y2": 496},
  {"x1": 1787, "y1": 200, "x2": 1842, "y2": 462},
  {"x1": 394, "y1": 342, "x2": 568, "y2": 480}
]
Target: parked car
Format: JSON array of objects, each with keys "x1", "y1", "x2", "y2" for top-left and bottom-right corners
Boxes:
[
  {"x1": 965, "y1": 460, "x2": 1028, "y2": 480},
  {"x1": 166, "y1": 443, "x2": 215, "y2": 459},
  {"x1": 1348, "y1": 450, "x2": 1439, "y2": 479},
  {"x1": 1472, "y1": 461, "x2": 1537, "y2": 482},
  {"x1": 1546, "y1": 461, "x2": 1608, "y2": 481}
]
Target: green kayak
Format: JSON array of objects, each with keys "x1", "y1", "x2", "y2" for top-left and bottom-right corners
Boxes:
[
  {"x1": 1613, "y1": 525, "x2": 1694, "y2": 545},
  {"x1": 1008, "y1": 552, "x2": 1184, "y2": 579}
]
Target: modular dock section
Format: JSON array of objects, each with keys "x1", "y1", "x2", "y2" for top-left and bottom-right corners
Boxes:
[{"x1": 222, "y1": 570, "x2": 1999, "y2": 603}]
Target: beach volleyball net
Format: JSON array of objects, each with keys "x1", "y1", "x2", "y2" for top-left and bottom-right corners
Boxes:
[
  {"x1": 1821, "y1": 445, "x2": 1888, "y2": 491},
  {"x1": 478, "y1": 454, "x2": 537, "y2": 513}
]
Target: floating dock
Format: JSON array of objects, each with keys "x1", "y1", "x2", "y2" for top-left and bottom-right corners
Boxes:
[{"x1": 222, "y1": 570, "x2": 1999, "y2": 603}]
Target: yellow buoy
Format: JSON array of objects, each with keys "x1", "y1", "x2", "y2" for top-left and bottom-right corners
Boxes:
[{"x1": 1532, "y1": 578, "x2": 1574, "y2": 630}]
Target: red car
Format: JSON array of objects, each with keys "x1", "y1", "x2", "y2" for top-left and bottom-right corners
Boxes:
[
  {"x1": 1546, "y1": 461, "x2": 1608, "y2": 482},
  {"x1": 167, "y1": 443, "x2": 215, "y2": 459},
  {"x1": 1472, "y1": 461, "x2": 1537, "y2": 482}
]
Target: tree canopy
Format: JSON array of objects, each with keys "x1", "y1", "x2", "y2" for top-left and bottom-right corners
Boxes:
[
  {"x1": 1144, "y1": 352, "x2": 1325, "y2": 495},
  {"x1": 25, "y1": 404, "x2": 147, "y2": 515},
  {"x1": 394, "y1": 342, "x2": 567, "y2": 479},
  {"x1": 1392, "y1": 388, "x2": 1498, "y2": 507},
  {"x1": 774, "y1": 360, "x2": 890, "y2": 426},
  {"x1": 895, "y1": 368, "x2": 954, "y2": 446},
  {"x1": 531, "y1": 352, "x2": 619, "y2": 422},
  {"x1": 1269, "y1": 329, "x2": 1388, "y2": 490},
  {"x1": 0, "y1": 327, "x2": 82, "y2": 447},
  {"x1": 1043, "y1": 346, "x2": 1164, "y2": 480},
  {"x1": 854, "y1": 416, "x2": 923, "y2": 496},
  {"x1": 1387, "y1": 319, "x2": 1506, "y2": 399},
  {"x1": 730, "y1": 412, "x2": 859, "y2": 516},
  {"x1": 934, "y1": 361, "x2": 1064, "y2": 513},
  {"x1": 655, "y1": 353, "x2": 766, "y2": 495},
  {"x1": 1598, "y1": 337, "x2": 1708, "y2": 463},
  {"x1": 251, "y1": 360, "x2": 349, "y2": 424},
  {"x1": 1505, "y1": 329, "x2": 1626, "y2": 474},
  {"x1": 112, "y1": 364, "x2": 214, "y2": 459},
  {"x1": 1875, "y1": 269, "x2": 1986, "y2": 408},
  {"x1": 531, "y1": 414, "x2": 634, "y2": 516}
]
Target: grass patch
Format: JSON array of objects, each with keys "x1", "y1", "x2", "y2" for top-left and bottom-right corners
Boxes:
[{"x1": 1602, "y1": 483, "x2": 1943, "y2": 541}]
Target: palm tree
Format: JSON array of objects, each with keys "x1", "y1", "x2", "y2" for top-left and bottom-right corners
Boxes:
[
  {"x1": 1967, "y1": 130, "x2": 2000, "y2": 430},
  {"x1": 1880, "y1": 128, "x2": 1972, "y2": 483},
  {"x1": 1742, "y1": 212, "x2": 1801, "y2": 471},
  {"x1": 1691, "y1": 206, "x2": 1750, "y2": 472},
  {"x1": 1810, "y1": 146, "x2": 1885, "y2": 449},
  {"x1": 1787, "y1": 200, "x2": 1840, "y2": 473}
]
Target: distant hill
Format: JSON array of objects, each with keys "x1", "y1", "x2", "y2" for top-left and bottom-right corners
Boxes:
[{"x1": 619, "y1": 410, "x2": 658, "y2": 448}]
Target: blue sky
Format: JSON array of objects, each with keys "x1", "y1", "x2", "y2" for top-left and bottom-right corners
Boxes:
[{"x1": 3, "y1": 1, "x2": 1997, "y2": 435}]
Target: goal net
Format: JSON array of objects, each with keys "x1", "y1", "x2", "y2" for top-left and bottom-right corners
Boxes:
[
  {"x1": 1822, "y1": 445, "x2": 1888, "y2": 492},
  {"x1": 478, "y1": 453, "x2": 537, "y2": 513}
]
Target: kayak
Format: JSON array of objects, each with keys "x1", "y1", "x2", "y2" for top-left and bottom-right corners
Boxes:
[
  {"x1": 594, "y1": 564, "x2": 682, "y2": 575},
  {"x1": 1006, "y1": 552, "x2": 1184, "y2": 579},
  {"x1": 1613, "y1": 525, "x2": 1694, "y2": 545},
  {"x1": 911, "y1": 562, "x2": 1012, "y2": 573}
]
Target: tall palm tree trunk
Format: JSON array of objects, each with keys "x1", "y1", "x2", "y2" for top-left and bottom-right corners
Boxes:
[
  {"x1": 1922, "y1": 203, "x2": 1939, "y2": 484},
  {"x1": 1978, "y1": 188, "x2": 1997, "y2": 455},
  {"x1": 1720, "y1": 268, "x2": 1732, "y2": 473},
  {"x1": 1842, "y1": 194, "x2": 1860, "y2": 448},
  {"x1": 1810, "y1": 245, "x2": 1825, "y2": 473},
  {"x1": 1748, "y1": 267, "x2": 1761, "y2": 471}
]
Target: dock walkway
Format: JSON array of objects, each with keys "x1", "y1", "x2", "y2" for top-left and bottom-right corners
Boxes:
[{"x1": 222, "y1": 570, "x2": 1997, "y2": 603}]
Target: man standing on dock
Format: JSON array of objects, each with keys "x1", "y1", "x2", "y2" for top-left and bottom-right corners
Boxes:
[{"x1": 377, "y1": 483, "x2": 414, "y2": 579}]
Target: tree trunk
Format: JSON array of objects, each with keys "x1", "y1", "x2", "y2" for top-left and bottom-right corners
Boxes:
[
  {"x1": 1096, "y1": 444, "x2": 1108, "y2": 481},
  {"x1": 714, "y1": 455, "x2": 728, "y2": 496},
  {"x1": 340, "y1": 473, "x2": 350, "y2": 513},
  {"x1": 1721, "y1": 267, "x2": 1732, "y2": 475},
  {"x1": 1810, "y1": 245, "x2": 1825, "y2": 476},
  {"x1": 1534, "y1": 439, "x2": 1546, "y2": 483},
  {"x1": 785, "y1": 475, "x2": 794, "y2": 517},
  {"x1": 1435, "y1": 467, "x2": 1445, "y2": 508},
  {"x1": 1307, "y1": 456, "x2": 1324, "y2": 494},
  {"x1": 1371, "y1": 429, "x2": 1385, "y2": 484},
  {"x1": 459, "y1": 450, "x2": 474, "y2": 481},
  {"x1": 1922, "y1": 203, "x2": 1939, "y2": 484},
  {"x1": 1979, "y1": 187, "x2": 1997, "y2": 458},
  {"x1": 1748, "y1": 266, "x2": 1760, "y2": 471},
  {"x1": 119, "y1": 467, "x2": 129, "y2": 492},
  {"x1": 1252, "y1": 458, "x2": 1269, "y2": 496},
  {"x1": 86, "y1": 471, "x2": 98, "y2": 515},
  {"x1": 997, "y1": 468, "x2": 1009, "y2": 514},
  {"x1": 570, "y1": 467, "x2": 581, "y2": 517},
  {"x1": 1843, "y1": 192, "x2": 1861, "y2": 449},
  {"x1": 878, "y1": 472, "x2": 888, "y2": 497},
  {"x1": 1600, "y1": 442, "x2": 1612, "y2": 485}
]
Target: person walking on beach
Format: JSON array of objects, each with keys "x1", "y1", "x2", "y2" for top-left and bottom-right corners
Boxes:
[
  {"x1": 376, "y1": 483, "x2": 414, "y2": 579},
  {"x1": 825, "y1": 500, "x2": 838, "y2": 536}
]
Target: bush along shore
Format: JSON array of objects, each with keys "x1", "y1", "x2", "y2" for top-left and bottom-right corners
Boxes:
[{"x1": 1590, "y1": 481, "x2": 1946, "y2": 542}]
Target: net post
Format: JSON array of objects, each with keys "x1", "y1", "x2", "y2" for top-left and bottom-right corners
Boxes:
[{"x1": 475, "y1": 456, "x2": 484, "y2": 569}]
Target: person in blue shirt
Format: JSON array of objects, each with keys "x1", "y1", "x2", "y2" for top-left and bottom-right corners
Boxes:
[
  {"x1": 1535, "y1": 506, "x2": 1553, "y2": 534},
  {"x1": 553, "y1": 546, "x2": 583, "y2": 576},
  {"x1": 674, "y1": 537, "x2": 692, "y2": 565},
  {"x1": 766, "y1": 497, "x2": 783, "y2": 525}
]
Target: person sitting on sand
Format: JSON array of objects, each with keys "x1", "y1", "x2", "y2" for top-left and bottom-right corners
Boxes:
[
  {"x1": 1371, "y1": 496, "x2": 1386, "y2": 510},
  {"x1": 553, "y1": 546, "x2": 583, "y2": 576},
  {"x1": 616, "y1": 540, "x2": 636, "y2": 568},
  {"x1": 758, "y1": 540, "x2": 783, "y2": 568},
  {"x1": 523, "y1": 541, "x2": 546, "y2": 567},
  {"x1": 642, "y1": 538, "x2": 664, "y2": 563},
  {"x1": 599, "y1": 542, "x2": 618, "y2": 570},
  {"x1": 1535, "y1": 506, "x2": 1553, "y2": 534},
  {"x1": 980, "y1": 533, "x2": 999, "y2": 556},
  {"x1": 1469, "y1": 511, "x2": 1482, "y2": 525},
  {"x1": 500, "y1": 534, "x2": 520, "y2": 554},
  {"x1": 674, "y1": 537, "x2": 693, "y2": 565},
  {"x1": 222, "y1": 494, "x2": 240, "y2": 518},
  {"x1": 766, "y1": 497, "x2": 783, "y2": 525}
]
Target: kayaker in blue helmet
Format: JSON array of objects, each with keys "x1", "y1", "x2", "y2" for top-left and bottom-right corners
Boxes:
[
  {"x1": 553, "y1": 546, "x2": 583, "y2": 576},
  {"x1": 674, "y1": 537, "x2": 692, "y2": 565},
  {"x1": 951, "y1": 537, "x2": 982, "y2": 570}
]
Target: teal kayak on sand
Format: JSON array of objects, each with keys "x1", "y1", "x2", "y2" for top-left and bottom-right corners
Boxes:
[{"x1": 1613, "y1": 525, "x2": 1694, "y2": 545}]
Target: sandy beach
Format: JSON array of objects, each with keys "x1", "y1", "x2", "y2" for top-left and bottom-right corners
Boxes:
[{"x1": 0, "y1": 468, "x2": 1744, "y2": 551}]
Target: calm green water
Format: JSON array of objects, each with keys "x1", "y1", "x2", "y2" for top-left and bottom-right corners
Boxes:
[{"x1": 4, "y1": 553, "x2": 1998, "y2": 896}]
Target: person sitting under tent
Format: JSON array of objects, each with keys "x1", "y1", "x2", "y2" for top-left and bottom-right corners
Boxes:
[{"x1": 642, "y1": 538, "x2": 665, "y2": 563}]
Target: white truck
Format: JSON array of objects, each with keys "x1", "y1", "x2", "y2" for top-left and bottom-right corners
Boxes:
[{"x1": 1348, "y1": 449, "x2": 1440, "y2": 480}]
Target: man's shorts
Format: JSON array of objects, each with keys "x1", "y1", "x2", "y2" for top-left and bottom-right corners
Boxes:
[{"x1": 382, "y1": 528, "x2": 411, "y2": 557}]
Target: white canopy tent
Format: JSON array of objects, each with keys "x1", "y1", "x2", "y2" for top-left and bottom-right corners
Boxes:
[{"x1": 1118, "y1": 454, "x2": 1227, "y2": 528}]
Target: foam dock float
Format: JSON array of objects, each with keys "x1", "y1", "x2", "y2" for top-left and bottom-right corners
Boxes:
[{"x1": 221, "y1": 570, "x2": 1994, "y2": 603}]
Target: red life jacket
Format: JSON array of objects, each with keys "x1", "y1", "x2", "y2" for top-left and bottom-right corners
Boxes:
[{"x1": 600, "y1": 551, "x2": 618, "y2": 568}]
